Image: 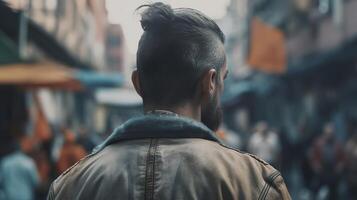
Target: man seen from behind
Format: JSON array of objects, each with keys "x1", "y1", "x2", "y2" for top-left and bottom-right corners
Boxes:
[{"x1": 48, "y1": 3, "x2": 291, "y2": 200}]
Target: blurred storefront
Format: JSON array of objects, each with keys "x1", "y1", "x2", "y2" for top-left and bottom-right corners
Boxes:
[
  {"x1": 0, "y1": 1, "x2": 126, "y2": 198},
  {"x1": 221, "y1": 0, "x2": 357, "y2": 198},
  {"x1": 2, "y1": 0, "x2": 108, "y2": 69},
  {"x1": 223, "y1": 0, "x2": 357, "y2": 138},
  {"x1": 0, "y1": 0, "x2": 125, "y2": 134}
]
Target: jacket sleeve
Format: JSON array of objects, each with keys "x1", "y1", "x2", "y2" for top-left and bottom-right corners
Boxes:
[
  {"x1": 262, "y1": 171, "x2": 291, "y2": 200},
  {"x1": 47, "y1": 183, "x2": 55, "y2": 200}
]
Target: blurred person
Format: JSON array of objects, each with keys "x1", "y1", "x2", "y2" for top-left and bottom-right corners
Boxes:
[
  {"x1": 31, "y1": 148, "x2": 52, "y2": 200},
  {"x1": 345, "y1": 128, "x2": 357, "y2": 199},
  {"x1": 56, "y1": 128, "x2": 87, "y2": 174},
  {"x1": 232, "y1": 109, "x2": 251, "y2": 149},
  {"x1": 295, "y1": 120, "x2": 315, "y2": 191},
  {"x1": 247, "y1": 122, "x2": 281, "y2": 167},
  {"x1": 0, "y1": 136, "x2": 39, "y2": 200},
  {"x1": 309, "y1": 123, "x2": 344, "y2": 200},
  {"x1": 48, "y1": 3, "x2": 291, "y2": 200}
]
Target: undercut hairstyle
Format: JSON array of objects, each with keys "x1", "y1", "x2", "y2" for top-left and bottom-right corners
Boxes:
[{"x1": 136, "y1": 2, "x2": 226, "y2": 106}]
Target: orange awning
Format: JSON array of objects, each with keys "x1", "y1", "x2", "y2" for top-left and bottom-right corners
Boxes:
[
  {"x1": 0, "y1": 62, "x2": 82, "y2": 90},
  {"x1": 247, "y1": 17, "x2": 286, "y2": 74}
]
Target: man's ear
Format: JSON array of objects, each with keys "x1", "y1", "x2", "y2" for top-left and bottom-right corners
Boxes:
[
  {"x1": 199, "y1": 69, "x2": 217, "y2": 101},
  {"x1": 132, "y1": 70, "x2": 143, "y2": 97}
]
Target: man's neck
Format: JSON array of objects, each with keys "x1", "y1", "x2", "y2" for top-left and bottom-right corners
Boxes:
[{"x1": 144, "y1": 104, "x2": 201, "y2": 121}]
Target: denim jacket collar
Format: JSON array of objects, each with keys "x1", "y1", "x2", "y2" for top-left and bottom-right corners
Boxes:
[{"x1": 93, "y1": 113, "x2": 222, "y2": 153}]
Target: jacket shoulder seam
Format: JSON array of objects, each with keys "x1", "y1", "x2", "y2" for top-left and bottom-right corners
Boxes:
[
  {"x1": 218, "y1": 143, "x2": 269, "y2": 166},
  {"x1": 54, "y1": 153, "x2": 94, "y2": 188},
  {"x1": 258, "y1": 171, "x2": 281, "y2": 200}
]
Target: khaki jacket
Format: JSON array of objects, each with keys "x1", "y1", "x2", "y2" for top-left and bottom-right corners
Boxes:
[{"x1": 48, "y1": 114, "x2": 291, "y2": 200}]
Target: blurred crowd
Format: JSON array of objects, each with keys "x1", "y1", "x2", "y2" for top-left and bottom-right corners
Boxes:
[
  {"x1": 219, "y1": 120, "x2": 357, "y2": 200},
  {"x1": 0, "y1": 125, "x2": 105, "y2": 200}
]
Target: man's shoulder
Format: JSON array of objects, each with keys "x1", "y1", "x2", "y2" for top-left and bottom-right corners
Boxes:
[
  {"x1": 49, "y1": 140, "x2": 146, "y2": 194},
  {"x1": 201, "y1": 139, "x2": 271, "y2": 167},
  {"x1": 50, "y1": 153, "x2": 94, "y2": 195},
  {"x1": 219, "y1": 145, "x2": 290, "y2": 198},
  {"x1": 176, "y1": 139, "x2": 290, "y2": 199},
  {"x1": 176, "y1": 138, "x2": 278, "y2": 179},
  {"x1": 222, "y1": 144, "x2": 278, "y2": 175}
]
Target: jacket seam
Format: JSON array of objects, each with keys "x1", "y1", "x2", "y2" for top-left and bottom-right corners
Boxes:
[
  {"x1": 144, "y1": 138, "x2": 159, "y2": 200},
  {"x1": 258, "y1": 183, "x2": 269, "y2": 200},
  {"x1": 47, "y1": 182, "x2": 55, "y2": 200},
  {"x1": 263, "y1": 185, "x2": 271, "y2": 200},
  {"x1": 144, "y1": 139, "x2": 153, "y2": 200},
  {"x1": 218, "y1": 143, "x2": 269, "y2": 166},
  {"x1": 152, "y1": 139, "x2": 159, "y2": 200},
  {"x1": 261, "y1": 171, "x2": 281, "y2": 200}
]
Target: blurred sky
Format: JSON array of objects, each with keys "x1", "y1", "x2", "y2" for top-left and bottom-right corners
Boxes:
[{"x1": 106, "y1": 0, "x2": 231, "y2": 54}]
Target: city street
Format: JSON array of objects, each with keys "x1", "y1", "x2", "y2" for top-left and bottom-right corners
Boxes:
[{"x1": 1, "y1": 0, "x2": 357, "y2": 199}]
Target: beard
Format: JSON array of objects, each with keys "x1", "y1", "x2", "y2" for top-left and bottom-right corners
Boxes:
[{"x1": 201, "y1": 94, "x2": 223, "y2": 132}]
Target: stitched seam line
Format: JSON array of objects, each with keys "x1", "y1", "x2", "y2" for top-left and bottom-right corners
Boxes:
[
  {"x1": 262, "y1": 171, "x2": 282, "y2": 200},
  {"x1": 144, "y1": 139, "x2": 154, "y2": 200},
  {"x1": 263, "y1": 185, "x2": 271, "y2": 200},
  {"x1": 151, "y1": 139, "x2": 159, "y2": 200},
  {"x1": 144, "y1": 139, "x2": 159, "y2": 200},
  {"x1": 258, "y1": 171, "x2": 281, "y2": 200},
  {"x1": 271, "y1": 171, "x2": 280, "y2": 178},
  {"x1": 258, "y1": 183, "x2": 268, "y2": 200}
]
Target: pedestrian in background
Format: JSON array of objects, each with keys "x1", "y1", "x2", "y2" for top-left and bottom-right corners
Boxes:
[
  {"x1": 56, "y1": 128, "x2": 87, "y2": 174},
  {"x1": 0, "y1": 135, "x2": 39, "y2": 200},
  {"x1": 248, "y1": 122, "x2": 281, "y2": 167},
  {"x1": 345, "y1": 128, "x2": 357, "y2": 199},
  {"x1": 309, "y1": 123, "x2": 344, "y2": 200}
]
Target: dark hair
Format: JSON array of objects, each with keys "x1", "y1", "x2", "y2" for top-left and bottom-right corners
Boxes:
[{"x1": 136, "y1": 2, "x2": 226, "y2": 106}]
